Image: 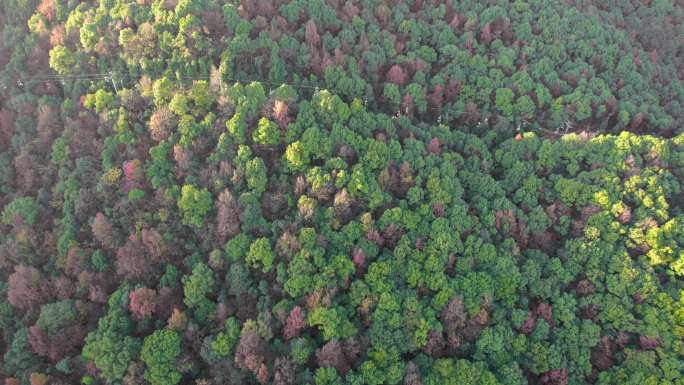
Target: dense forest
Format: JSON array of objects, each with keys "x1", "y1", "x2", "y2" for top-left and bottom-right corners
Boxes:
[{"x1": 1, "y1": 0, "x2": 684, "y2": 384}]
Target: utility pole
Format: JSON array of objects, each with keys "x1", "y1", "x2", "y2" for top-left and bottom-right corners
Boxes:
[{"x1": 109, "y1": 71, "x2": 118, "y2": 93}]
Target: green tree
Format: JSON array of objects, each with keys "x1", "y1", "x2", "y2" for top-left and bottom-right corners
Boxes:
[
  {"x1": 252, "y1": 117, "x2": 280, "y2": 145},
  {"x1": 178, "y1": 185, "x2": 212, "y2": 228},
  {"x1": 308, "y1": 306, "x2": 357, "y2": 341},
  {"x1": 188, "y1": 80, "x2": 214, "y2": 115},
  {"x1": 82, "y1": 285, "x2": 141, "y2": 384},
  {"x1": 182, "y1": 262, "x2": 216, "y2": 323},
  {"x1": 48, "y1": 45, "x2": 78, "y2": 74},
  {"x1": 424, "y1": 358, "x2": 499, "y2": 385},
  {"x1": 211, "y1": 317, "x2": 241, "y2": 357},
  {"x1": 2, "y1": 196, "x2": 38, "y2": 227},
  {"x1": 246, "y1": 237, "x2": 275, "y2": 272},
  {"x1": 3, "y1": 328, "x2": 39, "y2": 378},
  {"x1": 285, "y1": 141, "x2": 309, "y2": 170},
  {"x1": 84, "y1": 89, "x2": 115, "y2": 113},
  {"x1": 290, "y1": 337, "x2": 313, "y2": 364},
  {"x1": 225, "y1": 233, "x2": 252, "y2": 262},
  {"x1": 153, "y1": 77, "x2": 174, "y2": 105},
  {"x1": 141, "y1": 330, "x2": 182, "y2": 385},
  {"x1": 496, "y1": 88, "x2": 515, "y2": 118},
  {"x1": 245, "y1": 157, "x2": 267, "y2": 194},
  {"x1": 147, "y1": 142, "x2": 174, "y2": 189},
  {"x1": 36, "y1": 300, "x2": 77, "y2": 335}
]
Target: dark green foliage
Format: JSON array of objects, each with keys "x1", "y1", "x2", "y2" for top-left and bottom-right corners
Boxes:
[
  {"x1": 3, "y1": 328, "x2": 40, "y2": 377},
  {"x1": 246, "y1": 237, "x2": 275, "y2": 272},
  {"x1": 178, "y1": 184, "x2": 212, "y2": 228},
  {"x1": 211, "y1": 317, "x2": 241, "y2": 357},
  {"x1": 2, "y1": 196, "x2": 38, "y2": 226},
  {"x1": 82, "y1": 285, "x2": 141, "y2": 384},
  {"x1": 141, "y1": 330, "x2": 182, "y2": 385},
  {"x1": 182, "y1": 262, "x2": 216, "y2": 323}
]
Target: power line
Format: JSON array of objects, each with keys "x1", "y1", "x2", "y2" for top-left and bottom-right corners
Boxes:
[
  {"x1": 13, "y1": 72, "x2": 471, "y2": 116},
  {"x1": 17, "y1": 72, "x2": 322, "y2": 90}
]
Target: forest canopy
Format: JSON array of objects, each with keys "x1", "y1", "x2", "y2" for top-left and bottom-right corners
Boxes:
[{"x1": 1, "y1": 0, "x2": 684, "y2": 385}]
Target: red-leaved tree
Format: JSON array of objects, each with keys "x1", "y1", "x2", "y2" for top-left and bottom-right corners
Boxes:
[
  {"x1": 283, "y1": 306, "x2": 306, "y2": 340},
  {"x1": 129, "y1": 287, "x2": 157, "y2": 320},
  {"x1": 8, "y1": 265, "x2": 50, "y2": 310},
  {"x1": 91, "y1": 212, "x2": 116, "y2": 249},
  {"x1": 386, "y1": 65, "x2": 407, "y2": 86}
]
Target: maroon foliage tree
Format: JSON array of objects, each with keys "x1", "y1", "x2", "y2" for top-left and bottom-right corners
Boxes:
[
  {"x1": 116, "y1": 234, "x2": 154, "y2": 282},
  {"x1": 366, "y1": 230, "x2": 384, "y2": 246},
  {"x1": 382, "y1": 224, "x2": 403, "y2": 249},
  {"x1": 273, "y1": 357, "x2": 296, "y2": 385},
  {"x1": 305, "y1": 20, "x2": 320, "y2": 47},
  {"x1": 283, "y1": 306, "x2": 306, "y2": 340},
  {"x1": 122, "y1": 362, "x2": 146, "y2": 385},
  {"x1": 215, "y1": 189, "x2": 241, "y2": 244},
  {"x1": 272, "y1": 100, "x2": 291, "y2": 130},
  {"x1": 629, "y1": 112, "x2": 645, "y2": 131},
  {"x1": 463, "y1": 307, "x2": 490, "y2": 341},
  {"x1": 86, "y1": 360, "x2": 99, "y2": 376},
  {"x1": 235, "y1": 329, "x2": 268, "y2": 380},
  {"x1": 374, "y1": 4, "x2": 391, "y2": 26},
  {"x1": 333, "y1": 189, "x2": 353, "y2": 223},
  {"x1": 401, "y1": 93, "x2": 414, "y2": 115},
  {"x1": 148, "y1": 107, "x2": 175, "y2": 142},
  {"x1": 440, "y1": 297, "x2": 466, "y2": 348},
  {"x1": 156, "y1": 286, "x2": 181, "y2": 320},
  {"x1": 316, "y1": 340, "x2": 351, "y2": 375},
  {"x1": 342, "y1": 337, "x2": 361, "y2": 362},
  {"x1": 352, "y1": 248, "x2": 365, "y2": 273},
  {"x1": 639, "y1": 335, "x2": 659, "y2": 350},
  {"x1": 432, "y1": 203, "x2": 445, "y2": 217},
  {"x1": 28, "y1": 324, "x2": 86, "y2": 362},
  {"x1": 276, "y1": 229, "x2": 299, "y2": 259},
  {"x1": 255, "y1": 363, "x2": 269, "y2": 385},
  {"x1": 173, "y1": 143, "x2": 191, "y2": 172},
  {"x1": 141, "y1": 228, "x2": 166, "y2": 261},
  {"x1": 480, "y1": 23, "x2": 492, "y2": 45},
  {"x1": 36, "y1": 104, "x2": 61, "y2": 150},
  {"x1": 534, "y1": 302, "x2": 554, "y2": 327},
  {"x1": 337, "y1": 145, "x2": 357, "y2": 165},
  {"x1": 386, "y1": 65, "x2": 407, "y2": 86},
  {"x1": 8, "y1": 265, "x2": 50, "y2": 310},
  {"x1": 52, "y1": 276, "x2": 75, "y2": 300},
  {"x1": 539, "y1": 368, "x2": 568, "y2": 385},
  {"x1": 444, "y1": 79, "x2": 460, "y2": 102},
  {"x1": 590, "y1": 336, "x2": 613, "y2": 371},
  {"x1": 404, "y1": 361, "x2": 423, "y2": 385},
  {"x1": 573, "y1": 279, "x2": 595, "y2": 296},
  {"x1": 14, "y1": 151, "x2": 37, "y2": 192},
  {"x1": 342, "y1": 2, "x2": 360, "y2": 21},
  {"x1": 27, "y1": 325, "x2": 50, "y2": 357},
  {"x1": 618, "y1": 205, "x2": 632, "y2": 224},
  {"x1": 0, "y1": 108, "x2": 16, "y2": 150},
  {"x1": 427, "y1": 137, "x2": 441, "y2": 155},
  {"x1": 463, "y1": 101, "x2": 480, "y2": 123},
  {"x1": 201, "y1": 11, "x2": 227, "y2": 36},
  {"x1": 91, "y1": 212, "x2": 115, "y2": 249},
  {"x1": 421, "y1": 330, "x2": 446, "y2": 357},
  {"x1": 427, "y1": 85, "x2": 444, "y2": 112},
  {"x1": 122, "y1": 159, "x2": 143, "y2": 192},
  {"x1": 519, "y1": 312, "x2": 536, "y2": 335},
  {"x1": 129, "y1": 287, "x2": 157, "y2": 320},
  {"x1": 64, "y1": 245, "x2": 89, "y2": 277}
]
